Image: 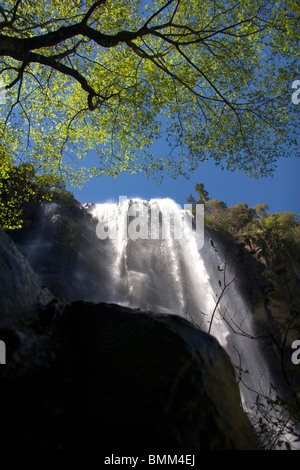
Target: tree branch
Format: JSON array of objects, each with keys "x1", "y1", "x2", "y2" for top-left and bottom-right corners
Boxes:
[
  {"x1": 6, "y1": 61, "x2": 27, "y2": 89},
  {"x1": 143, "y1": 0, "x2": 176, "y2": 28},
  {"x1": 81, "y1": 0, "x2": 107, "y2": 25}
]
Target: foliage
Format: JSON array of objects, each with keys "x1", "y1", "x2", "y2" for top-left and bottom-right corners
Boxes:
[
  {"x1": 0, "y1": 151, "x2": 80, "y2": 230},
  {"x1": 205, "y1": 198, "x2": 227, "y2": 215},
  {"x1": 188, "y1": 182, "x2": 300, "y2": 260},
  {"x1": 0, "y1": 0, "x2": 298, "y2": 186},
  {"x1": 187, "y1": 182, "x2": 209, "y2": 206}
]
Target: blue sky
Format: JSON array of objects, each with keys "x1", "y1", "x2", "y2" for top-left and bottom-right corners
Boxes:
[{"x1": 71, "y1": 152, "x2": 300, "y2": 214}]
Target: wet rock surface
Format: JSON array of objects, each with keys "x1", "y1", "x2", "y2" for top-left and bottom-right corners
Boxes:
[
  {"x1": 0, "y1": 227, "x2": 54, "y2": 329},
  {"x1": 0, "y1": 301, "x2": 254, "y2": 450}
]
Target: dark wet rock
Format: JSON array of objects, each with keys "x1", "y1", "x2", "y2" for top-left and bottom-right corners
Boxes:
[
  {"x1": 0, "y1": 227, "x2": 54, "y2": 329},
  {"x1": 9, "y1": 202, "x2": 113, "y2": 303},
  {"x1": 0, "y1": 301, "x2": 254, "y2": 450}
]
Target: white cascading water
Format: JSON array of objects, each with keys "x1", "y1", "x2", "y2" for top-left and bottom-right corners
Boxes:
[{"x1": 92, "y1": 198, "x2": 213, "y2": 322}]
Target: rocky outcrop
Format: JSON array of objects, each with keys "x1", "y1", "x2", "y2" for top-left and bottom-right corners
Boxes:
[
  {"x1": 233, "y1": 235, "x2": 300, "y2": 343},
  {"x1": 63, "y1": 302, "x2": 255, "y2": 450},
  {"x1": 9, "y1": 201, "x2": 113, "y2": 303},
  {"x1": 202, "y1": 230, "x2": 300, "y2": 405},
  {"x1": 0, "y1": 300, "x2": 254, "y2": 450},
  {"x1": 202, "y1": 228, "x2": 300, "y2": 344},
  {"x1": 0, "y1": 227, "x2": 54, "y2": 329}
]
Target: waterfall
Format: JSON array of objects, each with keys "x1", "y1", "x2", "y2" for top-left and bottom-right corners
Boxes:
[
  {"x1": 15, "y1": 198, "x2": 298, "y2": 449},
  {"x1": 91, "y1": 198, "x2": 212, "y2": 324},
  {"x1": 91, "y1": 198, "x2": 270, "y2": 387}
]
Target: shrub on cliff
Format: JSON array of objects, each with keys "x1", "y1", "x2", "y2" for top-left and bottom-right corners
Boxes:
[{"x1": 0, "y1": 154, "x2": 80, "y2": 230}]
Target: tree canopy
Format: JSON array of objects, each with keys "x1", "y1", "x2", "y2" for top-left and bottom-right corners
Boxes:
[{"x1": 0, "y1": 0, "x2": 299, "y2": 186}]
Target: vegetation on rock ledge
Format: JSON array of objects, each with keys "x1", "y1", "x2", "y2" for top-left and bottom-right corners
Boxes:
[
  {"x1": 188, "y1": 182, "x2": 300, "y2": 262},
  {"x1": 0, "y1": 147, "x2": 80, "y2": 230}
]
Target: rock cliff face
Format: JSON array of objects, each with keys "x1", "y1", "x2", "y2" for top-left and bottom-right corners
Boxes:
[
  {"x1": 10, "y1": 201, "x2": 125, "y2": 304},
  {"x1": 201, "y1": 231, "x2": 300, "y2": 407},
  {"x1": 0, "y1": 227, "x2": 54, "y2": 329},
  {"x1": 0, "y1": 225, "x2": 254, "y2": 450},
  {"x1": 235, "y1": 235, "x2": 300, "y2": 358}
]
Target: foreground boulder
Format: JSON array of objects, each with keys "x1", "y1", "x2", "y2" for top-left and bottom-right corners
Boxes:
[
  {"x1": 62, "y1": 302, "x2": 254, "y2": 450},
  {"x1": 0, "y1": 299, "x2": 254, "y2": 450}
]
